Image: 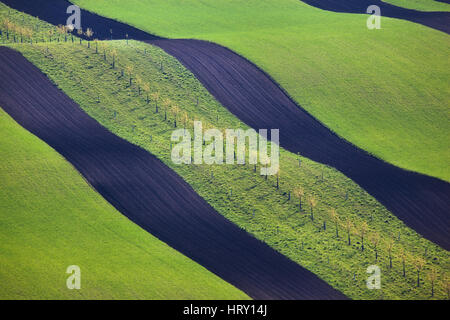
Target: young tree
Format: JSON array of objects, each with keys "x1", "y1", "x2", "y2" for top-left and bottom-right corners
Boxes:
[
  {"x1": 21, "y1": 27, "x2": 29, "y2": 42},
  {"x1": 63, "y1": 25, "x2": 69, "y2": 42},
  {"x1": 260, "y1": 154, "x2": 270, "y2": 180},
  {"x1": 93, "y1": 38, "x2": 99, "y2": 53},
  {"x1": 309, "y1": 196, "x2": 317, "y2": 221},
  {"x1": 293, "y1": 187, "x2": 304, "y2": 212},
  {"x1": 171, "y1": 105, "x2": 180, "y2": 127},
  {"x1": 125, "y1": 65, "x2": 134, "y2": 86},
  {"x1": 136, "y1": 75, "x2": 143, "y2": 95},
  {"x1": 25, "y1": 27, "x2": 33, "y2": 44},
  {"x1": 182, "y1": 112, "x2": 189, "y2": 131},
  {"x1": 17, "y1": 26, "x2": 24, "y2": 43},
  {"x1": 387, "y1": 238, "x2": 394, "y2": 269},
  {"x1": 2, "y1": 18, "x2": 11, "y2": 40},
  {"x1": 163, "y1": 98, "x2": 171, "y2": 120},
  {"x1": 151, "y1": 92, "x2": 160, "y2": 112},
  {"x1": 100, "y1": 42, "x2": 108, "y2": 61},
  {"x1": 77, "y1": 28, "x2": 83, "y2": 44},
  {"x1": 7, "y1": 20, "x2": 14, "y2": 41},
  {"x1": 399, "y1": 248, "x2": 407, "y2": 277},
  {"x1": 369, "y1": 233, "x2": 380, "y2": 260},
  {"x1": 85, "y1": 28, "x2": 93, "y2": 48},
  {"x1": 250, "y1": 150, "x2": 258, "y2": 172},
  {"x1": 359, "y1": 221, "x2": 368, "y2": 251},
  {"x1": 413, "y1": 257, "x2": 425, "y2": 287},
  {"x1": 48, "y1": 29, "x2": 54, "y2": 42},
  {"x1": 344, "y1": 219, "x2": 353, "y2": 245},
  {"x1": 18, "y1": 27, "x2": 24, "y2": 43},
  {"x1": 428, "y1": 268, "x2": 438, "y2": 297},
  {"x1": 56, "y1": 24, "x2": 63, "y2": 42},
  {"x1": 110, "y1": 49, "x2": 117, "y2": 68},
  {"x1": 23, "y1": 27, "x2": 30, "y2": 44},
  {"x1": 143, "y1": 83, "x2": 150, "y2": 104},
  {"x1": 66, "y1": 24, "x2": 74, "y2": 42},
  {"x1": 330, "y1": 208, "x2": 339, "y2": 238}
]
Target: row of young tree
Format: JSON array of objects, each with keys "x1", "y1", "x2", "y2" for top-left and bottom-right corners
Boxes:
[
  {"x1": 81, "y1": 38, "x2": 191, "y2": 135},
  {"x1": 225, "y1": 148, "x2": 449, "y2": 298},
  {"x1": 290, "y1": 186, "x2": 447, "y2": 297},
  {"x1": 0, "y1": 18, "x2": 97, "y2": 45},
  {"x1": 51, "y1": 25, "x2": 94, "y2": 44},
  {"x1": 0, "y1": 18, "x2": 34, "y2": 43}
]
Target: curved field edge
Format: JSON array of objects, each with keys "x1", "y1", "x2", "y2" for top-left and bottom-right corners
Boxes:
[
  {"x1": 70, "y1": 0, "x2": 450, "y2": 182},
  {"x1": 6, "y1": 37, "x2": 449, "y2": 300},
  {"x1": 0, "y1": 108, "x2": 249, "y2": 300},
  {"x1": 382, "y1": 0, "x2": 450, "y2": 12}
]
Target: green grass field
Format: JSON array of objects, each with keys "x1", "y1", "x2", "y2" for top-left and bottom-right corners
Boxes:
[
  {"x1": 0, "y1": 108, "x2": 249, "y2": 300},
  {"x1": 383, "y1": 0, "x2": 450, "y2": 11},
  {"x1": 6, "y1": 35, "x2": 448, "y2": 299},
  {"x1": 72, "y1": 0, "x2": 450, "y2": 182}
]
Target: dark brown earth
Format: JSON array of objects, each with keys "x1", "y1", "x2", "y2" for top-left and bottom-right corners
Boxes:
[
  {"x1": 2, "y1": 0, "x2": 449, "y2": 249},
  {"x1": 300, "y1": 0, "x2": 450, "y2": 34},
  {"x1": 0, "y1": 46, "x2": 347, "y2": 300}
]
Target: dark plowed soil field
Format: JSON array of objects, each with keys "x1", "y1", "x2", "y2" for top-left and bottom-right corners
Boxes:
[
  {"x1": 0, "y1": 47, "x2": 347, "y2": 300},
  {"x1": 301, "y1": 0, "x2": 450, "y2": 34},
  {"x1": 2, "y1": 0, "x2": 449, "y2": 249}
]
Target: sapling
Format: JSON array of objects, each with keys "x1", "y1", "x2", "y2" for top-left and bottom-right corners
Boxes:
[
  {"x1": 413, "y1": 257, "x2": 425, "y2": 287},
  {"x1": 77, "y1": 28, "x2": 83, "y2": 44},
  {"x1": 309, "y1": 196, "x2": 317, "y2": 221},
  {"x1": 344, "y1": 219, "x2": 353, "y2": 245},
  {"x1": 143, "y1": 83, "x2": 150, "y2": 103},
  {"x1": 370, "y1": 233, "x2": 380, "y2": 260},
  {"x1": 293, "y1": 187, "x2": 304, "y2": 212},
  {"x1": 330, "y1": 208, "x2": 339, "y2": 238},
  {"x1": 387, "y1": 238, "x2": 394, "y2": 268},
  {"x1": 428, "y1": 268, "x2": 438, "y2": 297},
  {"x1": 110, "y1": 49, "x2": 117, "y2": 68},
  {"x1": 125, "y1": 65, "x2": 134, "y2": 87},
  {"x1": 151, "y1": 92, "x2": 160, "y2": 112},
  {"x1": 359, "y1": 221, "x2": 368, "y2": 251}
]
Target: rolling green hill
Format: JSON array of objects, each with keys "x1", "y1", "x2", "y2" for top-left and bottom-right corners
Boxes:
[
  {"x1": 72, "y1": 0, "x2": 450, "y2": 182},
  {"x1": 0, "y1": 108, "x2": 249, "y2": 300}
]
